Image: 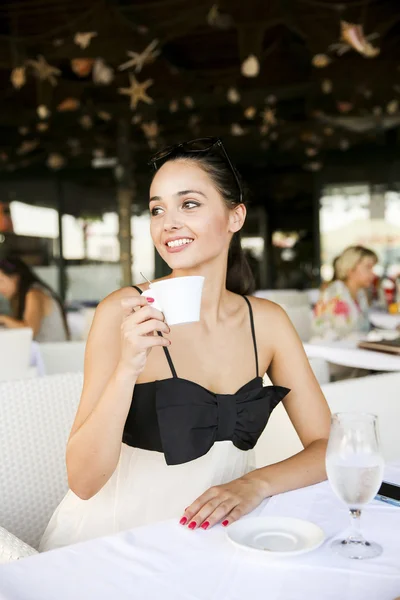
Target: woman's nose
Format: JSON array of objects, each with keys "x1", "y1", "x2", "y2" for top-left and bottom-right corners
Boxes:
[{"x1": 163, "y1": 214, "x2": 182, "y2": 231}]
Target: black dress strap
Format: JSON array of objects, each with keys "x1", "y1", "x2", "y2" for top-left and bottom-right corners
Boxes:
[
  {"x1": 131, "y1": 285, "x2": 177, "y2": 378},
  {"x1": 243, "y1": 296, "x2": 259, "y2": 377}
]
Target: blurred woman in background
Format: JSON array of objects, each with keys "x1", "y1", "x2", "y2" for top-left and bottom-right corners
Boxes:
[
  {"x1": 312, "y1": 245, "x2": 377, "y2": 341},
  {"x1": 0, "y1": 255, "x2": 69, "y2": 342}
]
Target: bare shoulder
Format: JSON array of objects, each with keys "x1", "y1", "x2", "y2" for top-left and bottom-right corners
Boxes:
[
  {"x1": 26, "y1": 287, "x2": 46, "y2": 305},
  {"x1": 247, "y1": 295, "x2": 289, "y2": 324}
]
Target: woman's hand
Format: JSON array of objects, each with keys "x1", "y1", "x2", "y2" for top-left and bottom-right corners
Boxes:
[
  {"x1": 119, "y1": 294, "x2": 170, "y2": 378},
  {"x1": 180, "y1": 474, "x2": 269, "y2": 530}
]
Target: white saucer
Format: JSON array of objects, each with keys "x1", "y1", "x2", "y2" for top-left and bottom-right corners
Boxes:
[{"x1": 226, "y1": 517, "x2": 325, "y2": 557}]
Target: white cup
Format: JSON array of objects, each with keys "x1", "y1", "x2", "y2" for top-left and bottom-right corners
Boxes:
[{"x1": 142, "y1": 276, "x2": 205, "y2": 325}]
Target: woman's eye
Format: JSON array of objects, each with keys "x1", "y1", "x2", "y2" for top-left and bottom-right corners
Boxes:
[
  {"x1": 182, "y1": 201, "x2": 200, "y2": 209},
  {"x1": 150, "y1": 206, "x2": 163, "y2": 216}
]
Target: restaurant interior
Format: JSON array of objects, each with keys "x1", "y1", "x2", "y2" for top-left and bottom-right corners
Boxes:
[{"x1": 0, "y1": 1, "x2": 399, "y2": 598}]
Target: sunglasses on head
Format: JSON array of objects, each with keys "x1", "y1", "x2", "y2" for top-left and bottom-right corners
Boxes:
[{"x1": 148, "y1": 137, "x2": 243, "y2": 204}]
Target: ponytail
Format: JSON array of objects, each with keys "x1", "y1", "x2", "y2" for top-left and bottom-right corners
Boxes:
[{"x1": 226, "y1": 232, "x2": 255, "y2": 295}]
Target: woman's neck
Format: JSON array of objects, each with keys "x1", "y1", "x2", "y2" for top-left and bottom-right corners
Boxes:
[{"x1": 344, "y1": 278, "x2": 360, "y2": 301}]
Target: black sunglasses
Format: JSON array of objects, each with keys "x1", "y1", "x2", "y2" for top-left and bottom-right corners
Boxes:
[{"x1": 148, "y1": 137, "x2": 243, "y2": 204}]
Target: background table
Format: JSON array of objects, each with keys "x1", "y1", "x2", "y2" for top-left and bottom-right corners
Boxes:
[
  {"x1": 369, "y1": 311, "x2": 400, "y2": 331},
  {"x1": 304, "y1": 340, "x2": 400, "y2": 372},
  {"x1": 0, "y1": 467, "x2": 399, "y2": 600}
]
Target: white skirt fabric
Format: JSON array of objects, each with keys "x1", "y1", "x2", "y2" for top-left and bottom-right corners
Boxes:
[{"x1": 39, "y1": 441, "x2": 255, "y2": 552}]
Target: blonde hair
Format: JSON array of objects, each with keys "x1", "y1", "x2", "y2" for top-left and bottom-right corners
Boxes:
[{"x1": 334, "y1": 245, "x2": 377, "y2": 281}]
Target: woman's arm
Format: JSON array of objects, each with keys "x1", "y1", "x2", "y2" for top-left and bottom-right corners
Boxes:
[
  {"x1": 0, "y1": 289, "x2": 45, "y2": 336},
  {"x1": 183, "y1": 300, "x2": 331, "y2": 529},
  {"x1": 66, "y1": 288, "x2": 170, "y2": 500},
  {"x1": 244, "y1": 300, "x2": 331, "y2": 495}
]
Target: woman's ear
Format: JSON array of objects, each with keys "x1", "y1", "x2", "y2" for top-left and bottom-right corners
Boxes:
[{"x1": 229, "y1": 204, "x2": 246, "y2": 234}]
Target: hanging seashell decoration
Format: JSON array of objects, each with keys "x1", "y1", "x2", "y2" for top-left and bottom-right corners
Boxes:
[
  {"x1": 322, "y1": 79, "x2": 332, "y2": 94},
  {"x1": 169, "y1": 100, "x2": 179, "y2": 113},
  {"x1": 10, "y1": 67, "x2": 26, "y2": 89},
  {"x1": 231, "y1": 123, "x2": 245, "y2": 136},
  {"x1": 339, "y1": 139, "x2": 350, "y2": 151},
  {"x1": 37, "y1": 105, "x2": 50, "y2": 119},
  {"x1": 71, "y1": 58, "x2": 94, "y2": 78},
  {"x1": 244, "y1": 106, "x2": 256, "y2": 119},
  {"x1": 241, "y1": 54, "x2": 259, "y2": 78},
  {"x1": 337, "y1": 101, "x2": 353, "y2": 114},
  {"x1": 387, "y1": 100, "x2": 399, "y2": 115},
  {"x1": 17, "y1": 139, "x2": 39, "y2": 155},
  {"x1": 18, "y1": 126, "x2": 29, "y2": 136},
  {"x1": 97, "y1": 111, "x2": 112, "y2": 121},
  {"x1": 183, "y1": 96, "x2": 194, "y2": 109},
  {"x1": 80, "y1": 115, "x2": 93, "y2": 129},
  {"x1": 37, "y1": 122, "x2": 49, "y2": 132},
  {"x1": 74, "y1": 32, "x2": 98, "y2": 50},
  {"x1": 312, "y1": 54, "x2": 331, "y2": 68},
  {"x1": 57, "y1": 98, "x2": 80, "y2": 112},
  {"x1": 47, "y1": 153, "x2": 65, "y2": 170},
  {"x1": 227, "y1": 87, "x2": 240, "y2": 104},
  {"x1": 93, "y1": 59, "x2": 114, "y2": 85}
]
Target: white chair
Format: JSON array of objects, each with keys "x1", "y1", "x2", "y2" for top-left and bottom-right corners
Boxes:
[
  {"x1": 284, "y1": 305, "x2": 312, "y2": 342},
  {"x1": 255, "y1": 372, "x2": 400, "y2": 468},
  {"x1": 309, "y1": 357, "x2": 330, "y2": 385},
  {"x1": 37, "y1": 341, "x2": 86, "y2": 375},
  {"x1": 255, "y1": 290, "x2": 310, "y2": 307},
  {"x1": 0, "y1": 373, "x2": 83, "y2": 552},
  {"x1": 0, "y1": 328, "x2": 33, "y2": 382}
]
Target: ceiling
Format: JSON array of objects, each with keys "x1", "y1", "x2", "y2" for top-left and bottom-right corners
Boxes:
[{"x1": 1, "y1": 0, "x2": 400, "y2": 215}]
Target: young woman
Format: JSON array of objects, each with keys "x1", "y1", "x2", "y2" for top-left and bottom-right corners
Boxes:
[
  {"x1": 312, "y1": 246, "x2": 378, "y2": 341},
  {"x1": 39, "y1": 138, "x2": 330, "y2": 551},
  {"x1": 0, "y1": 256, "x2": 69, "y2": 342}
]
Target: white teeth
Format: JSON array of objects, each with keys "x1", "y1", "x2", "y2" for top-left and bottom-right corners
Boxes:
[{"x1": 167, "y1": 238, "x2": 193, "y2": 248}]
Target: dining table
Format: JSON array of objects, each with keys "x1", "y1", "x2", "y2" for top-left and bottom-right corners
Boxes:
[
  {"x1": 0, "y1": 465, "x2": 399, "y2": 600},
  {"x1": 304, "y1": 339, "x2": 400, "y2": 372}
]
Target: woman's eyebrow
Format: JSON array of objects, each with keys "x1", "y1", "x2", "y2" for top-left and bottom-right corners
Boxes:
[{"x1": 149, "y1": 189, "x2": 207, "y2": 203}]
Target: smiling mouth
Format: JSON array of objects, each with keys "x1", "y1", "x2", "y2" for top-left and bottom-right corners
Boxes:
[{"x1": 166, "y1": 238, "x2": 194, "y2": 248}]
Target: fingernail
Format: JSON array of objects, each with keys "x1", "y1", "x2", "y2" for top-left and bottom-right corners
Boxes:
[
  {"x1": 188, "y1": 521, "x2": 196, "y2": 530},
  {"x1": 222, "y1": 520, "x2": 229, "y2": 527},
  {"x1": 201, "y1": 521, "x2": 209, "y2": 530},
  {"x1": 147, "y1": 297, "x2": 154, "y2": 303},
  {"x1": 179, "y1": 517, "x2": 187, "y2": 525}
]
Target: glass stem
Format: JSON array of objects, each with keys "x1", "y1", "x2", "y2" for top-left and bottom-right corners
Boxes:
[{"x1": 348, "y1": 508, "x2": 365, "y2": 543}]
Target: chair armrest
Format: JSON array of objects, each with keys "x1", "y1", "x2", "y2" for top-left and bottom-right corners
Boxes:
[{"x1": 0, "y1": 525, "x2": 38, "y2": 563}]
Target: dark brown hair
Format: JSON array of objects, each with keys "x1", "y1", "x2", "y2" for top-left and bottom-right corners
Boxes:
[
  {"x1": 0, "y1": 255, "x2": 70, "y2": 339},
  {"x1": 153, "y1": 149, "x2": 255, "y2": 296}
]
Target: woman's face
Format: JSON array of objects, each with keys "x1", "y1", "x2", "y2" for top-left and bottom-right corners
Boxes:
[
  {"x1": 149, "y1": 159, "x2": 244, "y2": 271},
  {"x1": 0, "y1": 270, "x2": 17, "y2": 299},
  {"x1": 349, "y1": 256, "x2": 376, "y2": 289}
]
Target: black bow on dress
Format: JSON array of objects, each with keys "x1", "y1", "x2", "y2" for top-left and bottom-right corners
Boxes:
[{"x1": 155, "y1": 378, "x2": 290, "y2": 466}]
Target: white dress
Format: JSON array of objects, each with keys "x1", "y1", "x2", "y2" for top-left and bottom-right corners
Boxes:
[
  {"x1": 39, "y1": 442, "x2": 254, "y2": 551},
  {"x1": 39, "y1": 295, "x2": 283, "y2": 552}
]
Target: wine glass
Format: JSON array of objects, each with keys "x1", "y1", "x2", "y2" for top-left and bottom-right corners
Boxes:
[{"x1": 326, "y1": 412, "x2": 384, "y2": 559}]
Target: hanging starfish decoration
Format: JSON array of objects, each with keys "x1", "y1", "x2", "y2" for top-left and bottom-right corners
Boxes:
[
  {"x1": 26, "y1": 55, "x2": 61, "y2": 86},
  {"x1": 118, "y1": 40, "x2": 160, "y2": 74},
  {"x1": 329, "y1": 21, "x2": 379, "y2": 58},
  {"x1": 118, "y1": 74, "x2": 153, "y2": 109},
  {"x1": 74, "y1": 32, "x2": 97, "y2": 49},
  {"x1": 261, "y1": 108, "x2": 276, "y2": 126}
]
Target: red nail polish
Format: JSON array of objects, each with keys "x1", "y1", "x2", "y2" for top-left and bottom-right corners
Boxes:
[
  {"x1": 201, "y1": 521, "x2": 209, "y2": 530},
  {"x1": 147, "y1": 297, "x2": 154, "y2": 303},
  {"x1": 179, "y1": 517, "x2": 187, "y2": 525},
  {"x1": 188, "y1": 521, "x2": 196, "y2": 530},
  {"x1": 222, "y1": 520, "x2": 229, "y2": 527}
]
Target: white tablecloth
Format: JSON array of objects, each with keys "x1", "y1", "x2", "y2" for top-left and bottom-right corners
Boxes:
[
  {"x1": 305, "y1": 340, "x2": 400, "y2": 371},
  {"x1": 0, "y1": 468, "x2": 399, "y2": 600}
]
